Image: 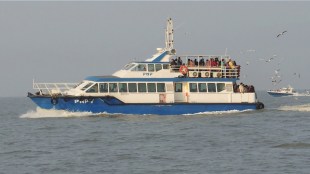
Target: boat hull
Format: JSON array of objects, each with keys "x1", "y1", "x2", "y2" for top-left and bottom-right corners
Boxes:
[
  {"x1": 267, "y1": 92, "x2": 295, "y2": 97},
  {"x1": 28, "y1": 96, "x2": 264, "y2": 115}
]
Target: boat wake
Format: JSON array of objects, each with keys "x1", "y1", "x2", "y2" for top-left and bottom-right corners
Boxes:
[
  {"x1": 20, "y1": 107, "x2": 96, "y2": 118},
  {"x1": 183, "y1": 109, "x2": 254, "y2": 116},
  {"x1": 278, "y1": 104, "x2": 310, "y2": 112}
]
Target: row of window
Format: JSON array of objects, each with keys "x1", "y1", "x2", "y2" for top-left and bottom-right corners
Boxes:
[
  {"x1": 84, "y1": 82, "x2": 231, "y2": 94},
  {"x1": 175, "y1": 83, "x2": 230, "y2": 93},
  {"x1": 123, "y1": 63, "x2": 169, "y2": 72},
  {"x1": 85, "y1": 82, "x2": 166, "y2": 93}
]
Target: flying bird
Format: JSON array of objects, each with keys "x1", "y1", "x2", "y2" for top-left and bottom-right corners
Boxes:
[{"x1": 277, "y1": 30, "x2": 287, "y2": 38}]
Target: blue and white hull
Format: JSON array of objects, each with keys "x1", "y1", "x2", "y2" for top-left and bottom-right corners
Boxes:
[{"x1": 28, "y1": 95, "x2": 264, "y2": 115}]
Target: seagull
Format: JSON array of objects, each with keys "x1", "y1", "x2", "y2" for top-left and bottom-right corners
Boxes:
[
  {"x1": 277, "y1": 30, "x2": 287, "y2": 38},
  {"x1": 265, "y1": 57, "x2": 274, "y2": 62}
]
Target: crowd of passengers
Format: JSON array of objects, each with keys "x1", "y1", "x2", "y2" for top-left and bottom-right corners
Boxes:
[
  {"x1": 170, "y1": 57, "x2": 238, "y2": 69},
  {"x1": 234, "y1": 82, "x2": 255, "y2": 93}
]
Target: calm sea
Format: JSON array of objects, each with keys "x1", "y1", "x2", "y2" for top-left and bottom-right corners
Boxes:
[{"x1": 1, "y1": 91, "x2": 310, "y2": 174}]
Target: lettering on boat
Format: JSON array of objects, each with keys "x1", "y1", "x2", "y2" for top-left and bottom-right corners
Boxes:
[
  {"x1": 143, "y1": 72, "x2": 153, "y2": 76},
  {"x1": 74, "y1": 99, "x2": 94, "y2": 104}
]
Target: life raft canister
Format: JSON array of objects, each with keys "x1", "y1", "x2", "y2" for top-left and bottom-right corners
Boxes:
[
  {"x1": 217, "y1": 72, "x2": 222, "y2": 78},
  {"x1": 179, "y1": 65, "x2": 188, "y2": 75}
]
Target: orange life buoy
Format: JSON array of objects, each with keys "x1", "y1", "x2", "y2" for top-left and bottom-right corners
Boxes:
[{"x1": 179, "y1": 65, "x2": 188, "y2": 75}]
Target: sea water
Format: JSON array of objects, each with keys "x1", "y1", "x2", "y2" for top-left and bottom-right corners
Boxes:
[{"x1": 1, "y1": 91, "x2": 310, "y2": 174}]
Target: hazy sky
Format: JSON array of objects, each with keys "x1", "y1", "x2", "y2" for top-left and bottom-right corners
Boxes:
[{"x1": 1, "y1": 1, "x2": 310, "y2": 97}]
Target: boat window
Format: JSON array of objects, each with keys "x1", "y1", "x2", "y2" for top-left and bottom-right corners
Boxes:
[
  {"x1": 163, "y1": 64, "x2": 169, "y2": 69},
  {"x1": 155, "y1": 64, "x2": 162, "y2": 71},
  {"x1": 138, "y1": 83, "x2": 147, "y2": 92},
  {"x1": 128, "y1": 83, "x2": 137, "y2": 92},
  {"x1": 82, "y1": 83, "x2": 93, "y2": 91},
  {"x1": 190, "y1": 83, "x2": 198, "y2": 92},
  {"x1": 148, "y1": 64, "x2": 155, "y2": 72},
  {"x1": 74, "y1": 82, "x2": 84, "y2": 89},
  {"x1": 99, "y1": 83, "x2": 108, "y2": 93},
  {"x1": 208, "y1": 83, "x2": 216, "y2": 92},
  {"x1": 157, "y1": 83, "x2": 166, "y2": 92},
  {"x1": 109, "y1": 83, "x2": 118, "y2": 93},
  {"x1": 198, "y1": 83, "x2": 207, "y2": 92},
  {"x1": 217, "y1": 83, "x2": 226, "y2": 92},
  {"x1": 147, "y1": 83, "x2": 156, "y2": 92},
  {"x1": 86, "y1": 83, "x2": 98, "y2": 93},
  {"x1": 133, "y1": 64, "x2": 147, "y2": 71},
  {"x1": 123, "y1": 63, "x2": 133, "y2": 70},
  {"x1": 119, "y1": 83, "x2": 128, "y2": 93},
  {"x1": 175, "y1": 83, "x2": 182, "y2": 92}
]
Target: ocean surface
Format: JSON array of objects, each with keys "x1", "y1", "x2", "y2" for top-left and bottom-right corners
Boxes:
[{"x1": 1, "y1": 91, "x2": 310, "y2": 174}]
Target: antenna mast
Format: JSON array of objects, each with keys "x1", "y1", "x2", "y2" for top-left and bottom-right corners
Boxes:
[{"x1": 165, "y1": 18, "x2": 174, "y2": 50}]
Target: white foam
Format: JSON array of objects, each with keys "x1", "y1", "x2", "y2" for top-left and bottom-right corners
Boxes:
[
  {"x1": 183, "y1": 109, "x2": 254, "y2": 115},
  {"x1": 278, "y1": 104, "x2": 310, "y2": 112},
  {"x1": 20, "y1": 107, "x2": 97, "y2": 118}
]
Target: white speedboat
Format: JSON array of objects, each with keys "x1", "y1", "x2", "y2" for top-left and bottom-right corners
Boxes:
[{"x1": 267, "y1": 86, "x2": 297, "y2": 97}]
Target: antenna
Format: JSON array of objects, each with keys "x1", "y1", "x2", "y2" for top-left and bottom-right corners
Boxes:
[{"x1": 165, "y1": 18, "x2": 174, "y2": 50}]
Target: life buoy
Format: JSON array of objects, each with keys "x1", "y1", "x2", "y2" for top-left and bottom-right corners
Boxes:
[
  {"x1": 205, "y1": 72, "x2": 210, "y2": 77},
  {"x1": 217, "y1": 72, "x2": 222, "y2": 78},
  {"x1": 179, "y1": 65, "x2": 188, "y2": 75},
  {"x1": 193, "y1": 72, "x2": 198, "y2": 77},
  {"x1": 51, "y1": 98, "x2": 58, "y2": 105}
]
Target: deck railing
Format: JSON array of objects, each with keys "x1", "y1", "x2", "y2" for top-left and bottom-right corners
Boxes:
[
  {"x1": 33, "y1": 82, "x2": 78, "y2": 96},
  {"x1": 170, "y1": 65, "x2": 240, "y2": 78}
]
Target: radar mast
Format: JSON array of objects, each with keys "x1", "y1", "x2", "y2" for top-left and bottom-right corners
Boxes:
[{"x1": 165, "y1": 18, "x2": 174, "y2": 51}]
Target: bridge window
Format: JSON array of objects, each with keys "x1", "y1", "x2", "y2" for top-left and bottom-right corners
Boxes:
[
  {"x1": 123, "y1": 63, "x2": 135, "y2": 70},
  {"x1": 133, "y1": 64, "x2": 146, "y2": 71},
  {"x1": 190, "y1": 83, "x2": 198, "y2": 92},
  {"x1": 138, "y1": 83, "x2": 147, "y2": 92},
  {"x1": 175, "y1": 83, "x2": 182, "y2": 92},
  {"x1": 163, "y1": 64, "x2": 169, "y2": 69},
  {"x1": 119, "y1": 83, "x2": 128, "y2": 93},
  {"x1": 217, "y1": 83, "x2": 226, "y2": 92},
  {"x1": 99, "y1": 83, "x2": 108, "y2": 93},
  {"x1": 128, "y1": 83, "x2": 137, "y2": 92},
  {"x1": 86, "y1": 83, "x2": 98, "y2": 93},
  {"x1": 109, "y1": 83, "x2": 118, "y2": 93},
  {"x1": 82, "y1": 83, "x2": 93, "y2": 91},
  {"x1": 157, "y1": 83, "x2": 166, "y2": 92},
  {"x1": 198, "y1": 83, "x2": 207, "y2": 92},
  {"x1": 155, "y1": 64, "x2": 162, "y2": 71},
  {"x1": 208, "y1": 83, "x2": 216, "y2": 92},
  {"x1": 148, "y1": 64, "x2": 155, "y2": 72},
  {"x1": 147, "y1": 83, "x2": 156, "y2": 92}
]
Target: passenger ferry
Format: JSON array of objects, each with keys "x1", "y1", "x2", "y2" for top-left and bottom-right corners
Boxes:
[
  {"x1": 267, "y1": 86, "x2": 297, "y2": 97},
  {"x1": 28, "y1": 18, "x2": 264, "y2": 115}
]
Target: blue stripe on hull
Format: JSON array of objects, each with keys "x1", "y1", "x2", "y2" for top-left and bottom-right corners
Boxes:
[{"x1": 29, "y1": 97, "x2": 259, "y2": 115}]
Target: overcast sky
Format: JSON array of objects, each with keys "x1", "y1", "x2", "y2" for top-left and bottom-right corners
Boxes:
[{"x1": 1, "y1": 1, "x2": 310, "y2": 97}]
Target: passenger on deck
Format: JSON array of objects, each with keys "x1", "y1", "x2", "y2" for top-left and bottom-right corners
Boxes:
[
  {"x1": 177, "y1": 57, "x2": 183, "y2": 65},
  {"x1": 221, "y1": 59, "x2": 225, "y2": 69},
  {"x1": 194, "y1": 59, "x2": 198, "y2": 66},
  {"x1": 189, "y1": 60, "x2": 195, "y2": 67},
  {"x1": 206, "y1": 59, "x2": 211, "y2": 68},
  {"x1": 199, "y1": 57, "x2": 205, "y2": 66},
  {"x1": 239, "y1": 83, "x2": 245, "y2": 93},
  {"x1": 170, "y1": 59, "x2": 177, "y2": 66}
]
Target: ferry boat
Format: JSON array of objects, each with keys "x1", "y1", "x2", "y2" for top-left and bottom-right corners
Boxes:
[
  {"x1": 27, "y1": 18, "x2": 264, "y2": 115},
  {"x1": 267, "y1": 86, "x2": 297, "y2": 97}
]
